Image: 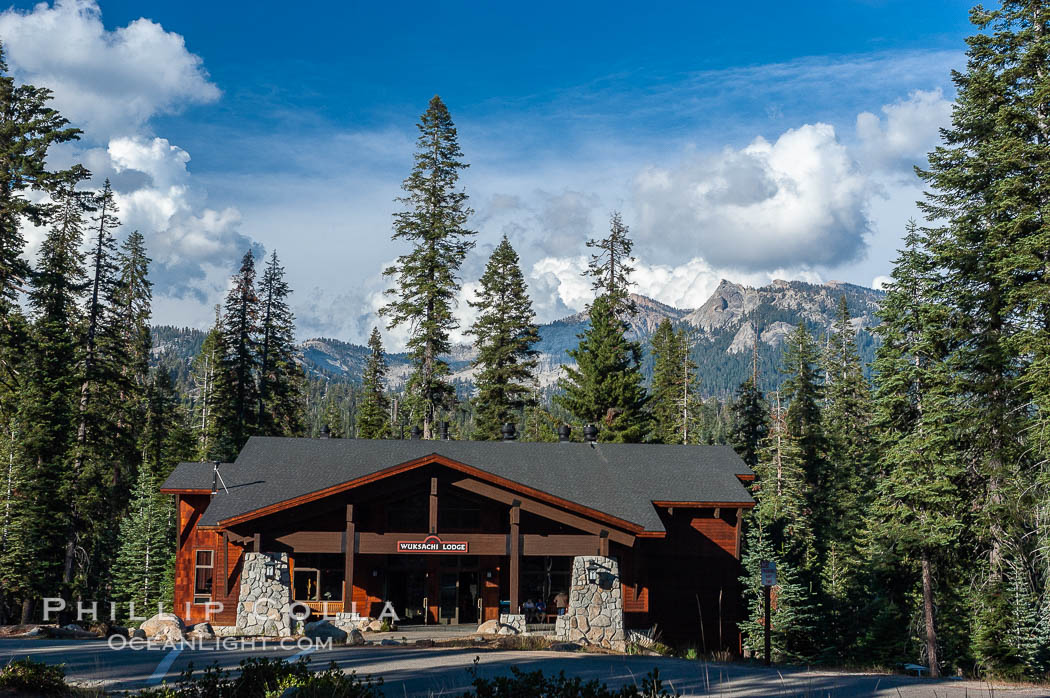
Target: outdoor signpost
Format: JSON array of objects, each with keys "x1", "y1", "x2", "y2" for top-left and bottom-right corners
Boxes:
[{"x1": 760, "y1": 560, "x2": 777, "y2": 666}]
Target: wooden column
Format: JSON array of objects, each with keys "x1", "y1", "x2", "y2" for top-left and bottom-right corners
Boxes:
[
  {"x1": 343, "y1": 504, "x2": 355, "y2": 613},
  {"x1": 599, "y1": 530, "x2": 609, "y2": 557},
  {"x1": 253, "y1": 532, "x2": 261, "y2": 552},
  {"x1": 429, "y1": 477, "x2": 438, "y2": 534},
  {"x1": 223, "y1": 531, "x2": 230, "y2": 595},
  {"x1": 509, "y1": 501, "x2": 520, "y2": 614}
]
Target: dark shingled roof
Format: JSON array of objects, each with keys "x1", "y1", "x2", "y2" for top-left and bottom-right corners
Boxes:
[{"x1": 162, "y1": 437, "x2": 754, "y2": 532}]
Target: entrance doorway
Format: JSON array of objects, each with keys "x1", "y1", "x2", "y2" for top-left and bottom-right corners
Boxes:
[
  {"x1": 387, "y1": 556, "x2": 428, "y2": 625},
  {"x1": 437, "y1": 556, "x2": 481, "y2": 625}
]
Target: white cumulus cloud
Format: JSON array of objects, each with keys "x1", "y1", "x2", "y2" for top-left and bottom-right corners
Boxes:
[
  {"x1": 855, "y1": 89, "x2": 953, "y2": 174},
  {"x1": 632, "y1": 123, "x2": 872, "y2": 271},
  {"x1": 0, "y1": 0, "x2": 220, "y2": 138}
]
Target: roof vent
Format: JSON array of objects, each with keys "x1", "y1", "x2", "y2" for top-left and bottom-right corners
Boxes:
[
  {"x1": 501, "y1": 423, "x2": 517, "y2": 441},
  {"x1": 583, "y1": 424, "x2": 598, "y2": 443},
  {"x1": 558, "y1": 425, "x2": 571, "y2": 442},
  {"x1": 319, "y1": 424, "x2": 331, "y2": 439},
  {"x1": 441, "y1": 421, "x2": 450, "y2": 440},
  {"x1": 410, "y1": 425, "x2": 423, "y2": 440}
]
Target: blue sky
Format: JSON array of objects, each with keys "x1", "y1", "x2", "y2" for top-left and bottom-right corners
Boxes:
[{"x1": 1, "y1": 0, "x2": 974, "y2": 345}]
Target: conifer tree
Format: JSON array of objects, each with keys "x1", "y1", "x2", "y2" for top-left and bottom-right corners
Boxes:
[
  {"x1": 467, "y1": 237, "x2": 539, "y2": 440},
  {"x1": 4, "y1": 183, "x2": 87, "y2": 619},
  {"x1": 189, "y1": 324, "x2": 222, "y2": 461},
  {"x1": 730, "y1": 340, "x2": 768, "y2": 468},
  {"x1": 111, "y1": 467, "x2": 173, "y2": 623},
  {"x1": 556, "y1": 295, "x2": 649, "y2": 442},
  {"x1": 381, "y1": 96, "x2": 475, "y2": 439},
  {"x1": 0, "y1": 45, "x2": 82, "y2": 358},
  {"x1": 915, "y1": 6, "x2": 1050, "y2": 671},
  {"x1": 213, "y1": 251, "x2": 262, "y2": 460},
  {"x1": 140, "y1": 369, "x2": 194, "y2": 480},
  {"x1": 256, "y1": 251, "x2": 305, "y2": 437},
  {"x1": 649, "y1": 319, "x2": 701, "y2": 444},
  {"x1": 356, "y1": 327, "x2": 391, "y2": 439},
  {"x1": 866, "y1": 225, "x2": 963, "y2": 678},
  {"x1": 586, "y1": 211, "x2": 636, "y2": 318}
]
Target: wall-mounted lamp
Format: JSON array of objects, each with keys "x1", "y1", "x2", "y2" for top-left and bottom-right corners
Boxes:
[
  {"x1": 372, "y1": 569, "x2": 379, "y2": 577},
  {"x1": 586, "y1": 561, "x2": 600, "y2": 584},
  {"x1": 486, "y1": 570, "x2": 493, "y2": 580},
  {"x1": 264, "y1": 557, "x2": 277, "y2": 581}
]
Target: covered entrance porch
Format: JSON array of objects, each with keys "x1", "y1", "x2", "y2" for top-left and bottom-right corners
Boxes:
[{"x1": 215, "y1": 455, "x2": 639, "y2": 627}]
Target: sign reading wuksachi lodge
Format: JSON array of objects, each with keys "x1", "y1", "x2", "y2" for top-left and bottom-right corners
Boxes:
[{"x1": 397, "y1": 535, "x2": 468, "y2": 553}]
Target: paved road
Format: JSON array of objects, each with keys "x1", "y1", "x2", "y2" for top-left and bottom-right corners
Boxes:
[{"x1": 0, "y1": 637, "x2": 1047, "y2": 696}]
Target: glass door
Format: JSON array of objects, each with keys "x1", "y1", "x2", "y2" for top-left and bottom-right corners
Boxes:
[{"x1": 439, "y1": 572, "x2": 459, "y2": 624}]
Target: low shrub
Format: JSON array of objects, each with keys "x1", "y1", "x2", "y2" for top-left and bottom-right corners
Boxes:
[
  {"x1": 133, "y1": 657, "x2": 382, "y2": 698},
  {"x1": 0, "y1": 657, "x2": 69, "y2": 695}
]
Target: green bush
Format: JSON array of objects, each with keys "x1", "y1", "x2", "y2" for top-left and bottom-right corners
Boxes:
[
  {"x1": 133, "y1": 657, "x2": 382, "y2": 698},
  {"x1": 0, "y1": 657, "x2": 69, "y2": 695}
]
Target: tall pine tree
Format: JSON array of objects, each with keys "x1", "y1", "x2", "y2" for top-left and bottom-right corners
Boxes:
[
  {"x1": 381, "y1": 96, "x2": 475, "y2": 439},
  {"x1": 586, "y1": 211, "x2": 636, "y2": 318},
  {"x1": 356, "y1": 327, "x2": 391, "y2": 439},
  {"x1": 556, "y1": 294, "x2": 649, "y2": 442},
  {"x1": 256, "y1": 251, "x2": 305, "y2": 437},
  {"x1": 649, "y1": 319, "x2": 701, "y2": 444},
  {"x1": 467, "y1": 236, "x2": 539, "y2": 440}
]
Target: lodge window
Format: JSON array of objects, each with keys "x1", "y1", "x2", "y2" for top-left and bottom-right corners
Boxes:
[
  {"x1": 193, "y1": 549, "x2": 214, "y2": 604},
  {"x1": 292, "y1": 553, "x2": 344, "y2": 602}
]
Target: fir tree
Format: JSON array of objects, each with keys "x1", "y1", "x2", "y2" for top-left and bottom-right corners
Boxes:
[
  {"x1": 189, "y1": 323, "x2": 222, "y2": 461},
  {"x1": 256, "y1": 251, "x2": 305, "y2": 437},
  {"x1": 356, "y1": 327, "x2": 391, "y2": 439},
  {"x1": 140, "y1": 369, "x2": 194, "y2": 481},
  {"x1": 866, "y1": 225, "x2": 963, "y2": 678},
  {"x1": 213, "y1": 252, "x2": 262, "y2": 460},
  {"x1": 467, "y1": 236, "x2": 540, "y2": 440},
  {"x1": 381, "y1": 96, "x2": 475, "y2": 439},
  {"x1": 65, "y1": 178, "x2": 123, "y2": 590},
  {"x1": 555, "y1": 295, "x2": 649, "y2": 442},
  {"x1": 649, "y1": 319, "x2": 701, "y2": 444},
  {"x1": 586, "y1": 211, "x2": 636, "y2": 318},
  {"x1": 111, "y1": 467, "x2": 173, "y2": 623},
  {"x1": 915, "y1": 4, "x2": 1046, "y2": 668},
  {"x1": 730, "y1": 340, "x2": 768, "y2": 468},
  {"x1": 0, "y1": 45, "x2": 82, "y2": 360},
  {"x1": 4, "y1": 183, "x2": 88, "y2": 618}
]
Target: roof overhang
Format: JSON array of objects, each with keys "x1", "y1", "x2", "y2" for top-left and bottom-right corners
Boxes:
[{"x1": 215, "y1": 452, "x2": 648, "y2": 535}]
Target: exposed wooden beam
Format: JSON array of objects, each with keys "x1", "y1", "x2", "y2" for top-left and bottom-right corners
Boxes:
[
  {"x1": 357, "y1": 532, "x2": 509, "y2": 555},
  {"x1": 451, "y1": 478, "x2": 636, "y2": 546},
  {"x1": 253, "y1": 532, "x2": 261, "y2": 552},
  {"x1": 343, "y1": 504, "x2": 355, "y2": 613},
  {"x1": 510, "y1": 502, "x2": 520, "y2": 614},
  {"x1": 223, "y1": 531, "x2": 230, "y2": 595},
  {"x1": 521, "y1": 534, "x2": 600, "y2": 556},
  {"x1": 598, "y1": 530, "x2": 609, "y2": 557},
  {"x1": 429, "y1": 477, "x2": 438, "y2": 534}
]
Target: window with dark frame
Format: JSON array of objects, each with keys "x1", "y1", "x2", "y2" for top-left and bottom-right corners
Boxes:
[{"x1": 194, "y1": 549, "x2": 214, "y2": 604}]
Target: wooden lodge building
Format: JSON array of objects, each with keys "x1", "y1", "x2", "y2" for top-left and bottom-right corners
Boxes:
[{"x1": 161, "y1": 431, "x2": 755, "y2": 649}]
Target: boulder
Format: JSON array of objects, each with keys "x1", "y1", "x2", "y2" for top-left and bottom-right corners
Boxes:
[
  {"x1": 131, "y1": 628, "x2": 147, "y2": 639},
  {"x1": 304, "y1": 620, "x2": 347, "y2": 643},
  {"x1": 140, "y1": 613, "x2": 185, "y2": 638},
  {"x1": 187, "y1": 622, "x2": 215, "y2": 640},
  {"x1": 550, "y1": 642, "x2": 581, "y2": 651},
  {"x1": 477, "y1": 619, "x2": 501, "y2": 635},
  {"x1": 379, "y1": 638, "x2": 399, "y2": 646},
  {"x1": 414, "y1": 638, "x2": 435, "y2": 648},
  {"x1": 366, "y1": 619, "x2": 385, "y2": 632},
  {"x1": 345, "y1": 629, "x2": 365, "y2": 646},
  {"x1": 155, "y1": 625, "x2": 185, "y2": 643}
]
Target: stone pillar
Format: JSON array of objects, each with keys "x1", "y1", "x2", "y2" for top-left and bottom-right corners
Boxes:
[
  {"x1": 236, "y1": 552, "x2": 293, "y2": 637},
  {"x1": 555, "y1": 555, "x2": 625, "y2": 651}
]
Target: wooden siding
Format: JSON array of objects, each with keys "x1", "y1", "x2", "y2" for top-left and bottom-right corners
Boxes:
[{"x1": 174, "y1": 495, "x2": 243, "y2": 626}]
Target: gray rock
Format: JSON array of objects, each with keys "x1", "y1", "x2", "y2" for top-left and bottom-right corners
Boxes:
[
  {"x1": 304, "y1": 619, "x2": 347, "y2": 643},
  {"x1": 187, "y1": 622, "x2": 215, "y2": 640},
  {"x1": 140, "y1": 613, "x2": 185, "y2": 638},
  {"x1": 131, "y1": 628, "x2": 146, "y2": 639},
  {"x1": 346, "y1": 629, "x2": 365, "y2": 646},
  {"x1": 379, "y1": 638, "x2": 400, "y2": 646},
  {"x1": 476, "y1": 619, "x2": 501, "y2": 634}
]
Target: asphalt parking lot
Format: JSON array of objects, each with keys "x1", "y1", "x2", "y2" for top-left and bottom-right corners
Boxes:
[{"x1": 1, "y1": 637, "x2": 1047, "y2": 696}]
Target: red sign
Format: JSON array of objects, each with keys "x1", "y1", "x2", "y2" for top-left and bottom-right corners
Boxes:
[{"x1": 397, "y1": 535, "x2": 468, "y2": 553}]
